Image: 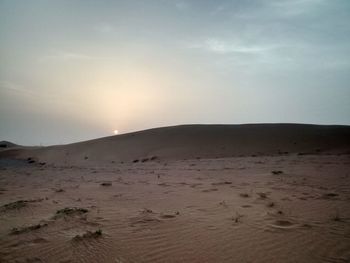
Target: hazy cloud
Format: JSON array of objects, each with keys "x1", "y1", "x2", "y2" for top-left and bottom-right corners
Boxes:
[
  {"x1": 175, "y1": 1, "x2": 190, "y2": 11},
  {"x1": 39, "y1": 50, "x2": 108, "y2": 62},
  {"x1": 266, "y1": 0, "x2": 327, "y2": 16},
  {"x1": 189, "y1": 38, "x2": 276, "y2": 55},
  {"x1": 0, "y1": 81, "x2": 35, "y2": 97},
  {"x1": 93, "y1": 22, "x2": 114, "y2": 33}
]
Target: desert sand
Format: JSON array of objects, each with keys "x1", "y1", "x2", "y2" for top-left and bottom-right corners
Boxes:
[{"x1": 0, "y1": 124, "x2": 350, "y2": 262}]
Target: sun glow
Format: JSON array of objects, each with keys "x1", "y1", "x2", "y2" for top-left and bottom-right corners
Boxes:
[{"x1": 113, "y1": 130, "x2": 119, "y2": 135}]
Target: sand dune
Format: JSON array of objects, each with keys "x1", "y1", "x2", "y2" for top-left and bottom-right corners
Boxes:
[
  {"x1": 1, "y1": 124, "x2": 350, "y2": 166},
  {"x1": 0, "y1": 124, "x2": 350, "y2": 262},
  {"x1": 0, "y1": 141, "x2": 18, "y2": 149}
]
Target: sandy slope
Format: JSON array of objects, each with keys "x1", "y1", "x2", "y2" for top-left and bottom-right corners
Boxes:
[
  {"x1": 0, "y1": 124, "x2": 350, "y2": 262},
  {"x1": 0, "y1": 141, "x2": 18, "y2": 149},
  {"x1": 1, "y1": 124, "x2": 350, "y2": 166},
  {"x1": 0, "y1": 154, "x2": 349, "y2": 262}
]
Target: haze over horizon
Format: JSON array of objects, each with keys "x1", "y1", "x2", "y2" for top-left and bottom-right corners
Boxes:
[{"x1": 1, "y1": 0, "x2": 350, "y2": 145}]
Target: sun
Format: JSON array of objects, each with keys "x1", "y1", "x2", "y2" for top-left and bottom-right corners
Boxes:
[{"x1": 113, "y1": 130, "x2": 119, "y2": 135}]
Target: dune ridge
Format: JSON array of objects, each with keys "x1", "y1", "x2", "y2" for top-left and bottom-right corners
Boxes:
[
  {"x1": 1, "y1": 124, "x2": 350, "y2": 262},
  {"x1": 1, "y1": 124, "x2": 350, "y2": 166}
]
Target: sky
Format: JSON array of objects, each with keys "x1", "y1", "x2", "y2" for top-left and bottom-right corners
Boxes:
[{"x1": 0, "y1": 0, "x2": 350, "y2": 145}]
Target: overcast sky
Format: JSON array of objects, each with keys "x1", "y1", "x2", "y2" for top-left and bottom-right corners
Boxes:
[{"x1": 1, "y1": 0, "x2": 349, "y2": 145}]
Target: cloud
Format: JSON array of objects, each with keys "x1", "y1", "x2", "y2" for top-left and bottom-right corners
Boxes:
[
  {"x1": 175, "y1": 1, "x2": 190, "y2": 11},
  {"x1": 93, "y1": 22, "x2": 114, "y2": 33},
  {"x1": 39, "y1": 50, "x2": 108, "y2": 62},
  {"x1": 0, "y1": 81, "x2": 36, "y2": 97},
  {"x1": 188, "y1": 38, "x2": 276, "y2": 55},
  {"x1": 266, "y1": 0, "x2": 327, "y2": 16},
  {"x1": 210, "y1": 4, "x2": 226, "y2": 16}
]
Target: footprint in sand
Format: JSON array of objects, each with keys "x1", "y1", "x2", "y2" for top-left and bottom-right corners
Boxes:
[
  {"x1": 270, "y1": 219, "x2": 297, "y2": 229},
  {"x1": 190, "y1": 183, "x2": 202, "y2": 188},
  {"x1": 202, "y1": 188, "x2": 218, "y2": 193},
  {"x1": 158, "y1": 182, "x2": 171, "y2": 187},
  {"x1": 160, "y1": 214, "x2": 177, "y2": 219},
  {"x1": 212, "y1": 181, "x2": 232, "y2": 186}
]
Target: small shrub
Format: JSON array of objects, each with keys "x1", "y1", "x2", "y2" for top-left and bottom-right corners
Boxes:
[
  {"x1": 161, "y1": 214, "x2": 176, "y2": 219},
  {"x1": 271, "y1": 170, "x2": 283, "y2": 175},
  {"x1": 141, "y1": 208, "x2": 153, "y2": 214},
  {"x1": 232, "y1": 212, "x2": 243, "y2": 223},
  {"x1": 27, "y1": 157, "x2": 36, "y2": 163},
  {"x1": 1, "y1": 199, "x2": 42, "y2": 211},
  {"x1": 257, "y1": 192, "x2": 268, "y2": 199},
  {"x1": 332, "y1": 211, "x2": 342, "y2": 222},
  {"x1": 100, "y1": 182, "x2": 112, "y2": 186},
  {"x1": 53, "y1": 207, "x2": 88, "y2": 219},
  {"x1": 219, "y1": 201, "x2": 227, "y2": 207},
  {"x1": 73, "y1": 229, "x2": 102, "y2": 241},
  {"x1": 323, "y1": 193, "x2": 338, "y2": 199},
  {"x1": 95, "y1": 229, "x2": 102, "y2": 236},
  {"x1": 2, "y1": 200, "x2": 28, "y2": 210},
  {"x1": 267, "y1": 202, "x2": 275, "y2": 208},
  {"x1": 10, "y1": 223, "x2": 48, "y2": 235}
]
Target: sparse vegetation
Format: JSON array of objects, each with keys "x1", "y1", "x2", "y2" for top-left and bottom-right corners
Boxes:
[
  {"x1": 219, "y1": 200, "x2": 227, "y2": 207},
  {"x1": 332, "y1": 210, "x2": 342, "y2": 222},
  {"x1": 202, "y1": 188, "x2": 218, "y2": 192},
  {"x1": 212, "y1": 181, "x2": 232, "y2": 186},
  {"x1": 100, "y1": 182, "x2": 112, "y2": 186},
  {"x1": 2, "y1": 200, "x2": 28, "y2": 210},
  {"x1": 271, "y1": 170, "x2": 283, "y2": 175},
  {"x1": 267, "y1": 202, "x2": 275, "y2": 207},
  {"x1": 27, "y1": 159, "x2": 35, "y2": 164},
  {"x1": 239, "y1": 193, "x2": 250, "y2": 198},
  {"x1": 10, "y1": 223, "x2": 48, "y2": 235},
  {"x1": 1, "y1": 199, "x2": 43, "y2": 212},
  {"x1": 322, "y1": 193, "x2": 338, "y2": 199},
  {"x1": 53, "y1": 207, "x2": 88, "y2": 219},
  {"x1": 160, "y1": 214, "x2": 176, "y2": 219},
  {"x1": 232, "y1": 212, "x2": 244, "y2": 223},
  {"x1": 73, "y1": 229, "x2": 102, "y2": 241},
  {"x1": 141, "y1": 208, "x2": 153, "y2": 214},
  {"x1": 257, "y1": 192, "x2": 268, "y2": 199}
]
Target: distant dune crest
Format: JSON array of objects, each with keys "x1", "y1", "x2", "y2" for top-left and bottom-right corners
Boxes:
[
  {"x1": 0, "y1": 141, "x2": 18, "y2": 149},
  {"x1": 1, "y1": 124, "x2": 350, "y2": 166}
]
